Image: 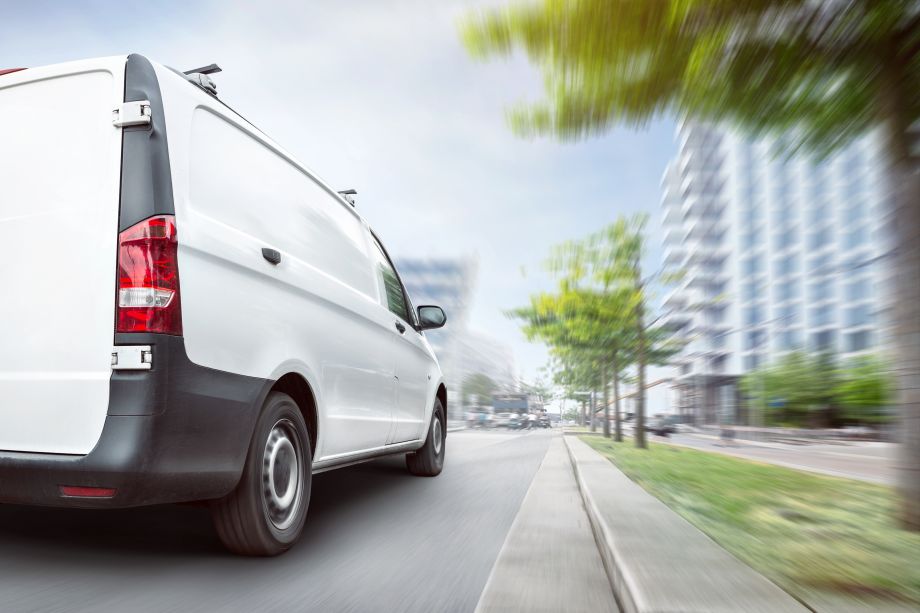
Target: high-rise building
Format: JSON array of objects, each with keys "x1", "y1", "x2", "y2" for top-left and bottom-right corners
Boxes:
[
  {"x1": 397, "y1": 257, "x2": 517, "y2": 418},
  {"x1": 659, "y1": 121, "x2": 891, "y2": 424}
]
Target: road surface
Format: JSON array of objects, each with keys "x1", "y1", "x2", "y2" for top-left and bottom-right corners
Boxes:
[
  {"x1": 0, "y1": 430, "x2": 557, "y2": 613},
  {"x1": 659, "y1": 431, "x2": 895, "y2": 485}
]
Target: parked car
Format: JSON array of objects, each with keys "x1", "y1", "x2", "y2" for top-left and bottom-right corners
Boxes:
[
  {"x1": 646, "y1": 419, "x2": 677, "y2": 436},
  {"x1": 0, "y1": 55, "x2": 449, "y2": 556}
]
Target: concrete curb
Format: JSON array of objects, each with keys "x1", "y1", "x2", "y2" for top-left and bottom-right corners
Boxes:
[
  {"x1": 563, "y1": 435, "x2": 810, "y2": 613},
  {"x1": 564, "y1": 436, "x2": 641, "y2": 613}
]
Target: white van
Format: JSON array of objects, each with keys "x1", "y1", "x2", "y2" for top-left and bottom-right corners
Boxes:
[{"x1": 0, "y1": 55, "x2": 448, "y2": 556}]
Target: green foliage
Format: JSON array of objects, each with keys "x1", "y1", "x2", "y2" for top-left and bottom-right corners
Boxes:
[
  {"x1": 835, "y1": 355, "x2": 894, "y2": 424},
  {"x1": 461, "y1": 372, "x2": 498, "y2": 406},
  {"x1": 583, "y1": 435, "x2": 920, "y2": 606},
  {"x1": 509, "y1": 215, "x2": 681, "y2": 441},
  {"x1": 741, "y1": 352, "x2": 893, "y2": 426},
  {"x1": 461, "y1": 0, "x2": 920, "y2": 156}
]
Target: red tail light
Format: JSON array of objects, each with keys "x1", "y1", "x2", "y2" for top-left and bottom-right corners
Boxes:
[
  {"x1": 0, "y1": 68, "x2": 26, "y2": 77},
  {"x1": 116, "y1": 215, "x2": 183, "y2": 335},
  {"x1": 59, "y1": 486, "x2": 117, "y2": 498}
]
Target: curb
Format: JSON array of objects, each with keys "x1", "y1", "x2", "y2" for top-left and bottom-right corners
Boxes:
[{"x1": 563, "y1": 435, "x2": 640, "y2": 613}]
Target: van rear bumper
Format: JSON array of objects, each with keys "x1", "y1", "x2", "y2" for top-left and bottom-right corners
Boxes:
[{"x1": 0, "y1": 334, "x2": 269, "y2": 509}]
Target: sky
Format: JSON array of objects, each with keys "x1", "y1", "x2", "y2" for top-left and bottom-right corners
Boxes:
[{"x1": 1, "y1": 0, "x2": 677, "y2": 384}]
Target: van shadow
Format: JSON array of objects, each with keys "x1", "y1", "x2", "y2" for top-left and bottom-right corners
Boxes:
[{"x1": 0, "y1": 454, "x2": 415, "y2": 560}]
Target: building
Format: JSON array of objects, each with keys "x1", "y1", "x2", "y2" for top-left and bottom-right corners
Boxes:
[
  {"x1": 659, "y1": 121, "x2": 891, "y2": 424},
  {"x1": 397, "y1": 257, "x2": 517, "y2": 419}
]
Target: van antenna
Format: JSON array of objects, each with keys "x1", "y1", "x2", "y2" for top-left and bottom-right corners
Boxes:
[
  {"x1": 337, "y1": 189, "x2": 357, "y2": 207},
  {"x1": 183, "y1": 64, "x2": 222, "y2": 95}
]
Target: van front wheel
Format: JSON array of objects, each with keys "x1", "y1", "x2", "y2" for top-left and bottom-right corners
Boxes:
[
  {"x1": 406, "y1": 399, "x2": 446, "y2": 477},
  {"x1": 211, "y1": 392, "x2": 311, "y2": 556}
]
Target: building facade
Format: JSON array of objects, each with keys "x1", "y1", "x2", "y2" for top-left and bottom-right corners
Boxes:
[
  {"x1": 397, "y1": 257, "x2": 517, "y2": 419},
  {"x1": 660, "y1": 121, "x2": 891, "y2": 424}
]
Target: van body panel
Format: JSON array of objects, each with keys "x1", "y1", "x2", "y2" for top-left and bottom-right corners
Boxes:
[
  {"x1": 153, "y1": 64, "x2": 410, "y2": 460},
  {"x1": 0, "y1": 58, "x2": 125, "y2": 455},
  {"x1": 0, "y1": 54, "x2": 445, "y2": 510}
]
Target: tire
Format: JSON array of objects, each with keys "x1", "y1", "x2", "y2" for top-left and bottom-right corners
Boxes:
[
  {"x1": 211, "y1": 392, "x2": 311, "y2": 556},
  {"x1": 406, "y1": 399, "x2": 446, "y2": 477}
]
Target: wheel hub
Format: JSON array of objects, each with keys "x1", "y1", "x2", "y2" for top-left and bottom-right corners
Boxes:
[
  {"x1": 432, "y1": 416, "x2": 443, "y2": 455},
  {"x1": 262, "y1": 419, "x2": 303, "y2": 530}
]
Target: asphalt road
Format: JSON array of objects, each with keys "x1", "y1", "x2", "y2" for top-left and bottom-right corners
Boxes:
[
  {"x1": 0, "y1": 429, "x2": 552, "y2": 613},
  {"x1": 659, "y1": 431, "x2": 895, "y2": 484}
]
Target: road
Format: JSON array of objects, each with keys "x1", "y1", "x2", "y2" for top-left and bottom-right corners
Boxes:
[
  {"x1": 657, "y1": 431, "x2": 896, "y2": 485},
  {"x1": 0, "y1": 429, "x2": 554, "y2": 613}
]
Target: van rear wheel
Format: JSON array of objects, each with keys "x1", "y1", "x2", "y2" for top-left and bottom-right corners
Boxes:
[
  {"x1": 211, "y1": 392, "x2": 311, "y2": 556},
  {"x1": 406, "y1": 399, "x2": 446, "y2": 476}
]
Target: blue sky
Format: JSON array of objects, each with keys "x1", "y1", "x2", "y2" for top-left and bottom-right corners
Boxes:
[{"x1": 2, "y1": 0, "x2": 677, "y2": 382}]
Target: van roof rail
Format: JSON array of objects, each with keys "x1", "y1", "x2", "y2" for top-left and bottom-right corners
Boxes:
[
  {"x1": 183, "y1": 64, "x2": 222, "y2": 76},
  {"x1": 337, "y1": 189, "x2": 357, "y2": 207},
  {"x1": 183, "y1": 64, "x2": 221, "y2": 95}
]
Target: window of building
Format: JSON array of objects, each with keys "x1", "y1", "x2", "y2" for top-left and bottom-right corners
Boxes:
[
  {"x1": 742, "y1": 257, "x2": 761, "y2": 276},
  {"x1": 845, "y1": 225, "x2": 868, "y2": 249},
  {"x1": 779, "y1": 329, "x2": 801, "y2": 351},
  {"x1": 810, "y1": 304, "x2": 834, "y2": 328},
  {"x1": 745, "y1": 329, "x2": 766, "y2": 350},
  {"x1": 775, "y1": 254, "x2": 798, "y2": 277},
  {"x1": 808, "y1": 253, "x2": 832, "y2": 275},
  {"x1": 808, "y1": 226, "x2": 833, "y2": 250},
  {"x1": 744, "y1": 305, "x2": 763, "y2": 327},
  {"x1": 777, "y1": 280, "x2": 799, "y2": 303},
  {"x1": 809, "y1": 279, "x2": 833, "y2": 303},
  {"x1": 845, "y1": 304, "x2": 872, "y2": 328},
  {"x1": 845, "y1": 278, "x2": 870, "y2": 301},
  {"x1": 845, "y1": 330, "x2": 872, "y2": 352},
  {"x1": 811, "y1": 330, "x2": 836, "y2": 351},
  {"x1": 741, "y1": 281, "x2": 763, "y2": 302},
  {"x1": 777, "y1": 303, "x2": 799, "y2": 326},
  {"x1": 743, "y1": 354, "x2": 762, "y2": 371}
]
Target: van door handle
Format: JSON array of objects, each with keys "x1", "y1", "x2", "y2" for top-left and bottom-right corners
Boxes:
[
  {"x1": 395, "y1": 321, "x2": 406, "y2": 334},
  {"x1": 262, "y1": 248, "x2": 282, "y2": 265}
]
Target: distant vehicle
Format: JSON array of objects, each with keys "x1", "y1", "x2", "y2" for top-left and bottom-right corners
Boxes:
[
  {"x1": 646, "y1": 419, "x2": 676, "y2": 436},
  {"x1": 0, "y1": 55, "x2": 449, "y2": 557},
  {"x1": 538, "y1": 415, "x2": 551, "y2": 428},
  {"x1": 494, "y1": 412, "x2": 514, "y2": 427}
]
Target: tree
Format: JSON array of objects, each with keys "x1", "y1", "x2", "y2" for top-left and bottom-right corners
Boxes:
[
  {"x1": 462, "y1": 372, "x2": 497, "y2": 407},
  {"x1": 836, "y1": 355, "x2": 895, "y2": 425},
  {"x1": 741, "y1": 351, "x2": 837, "y2": 427},
  {"x1": 462, "y1": 0, "x2": 920, "y2": 528},
  {"x1": 510, "y1": 216, "x2": 679, "y2": 445}
]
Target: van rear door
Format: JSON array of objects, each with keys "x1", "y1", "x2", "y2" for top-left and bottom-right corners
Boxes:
[{"x1": 0, "y1": 57, "x2": 126, "y2": 454}]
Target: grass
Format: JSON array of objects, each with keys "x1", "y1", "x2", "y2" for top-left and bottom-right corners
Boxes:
[{"x1": 580, "y1": 435, "x2": 920, "y2": 607}]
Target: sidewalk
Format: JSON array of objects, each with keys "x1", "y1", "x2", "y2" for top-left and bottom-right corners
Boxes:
[
  {"x1": 475, "y1": 436, "x2": 618, "y2": 613},
  {"x1": 565, "y1": 435, "x2": 807, "y2": 613}
]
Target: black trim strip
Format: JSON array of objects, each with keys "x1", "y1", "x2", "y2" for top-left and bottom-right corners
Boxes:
[{"x1": 119, "y1": 54, "x2": 175, "y2": 231}]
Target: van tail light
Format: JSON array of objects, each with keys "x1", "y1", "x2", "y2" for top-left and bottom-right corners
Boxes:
[{"x1": 116, "y1": 215, "x2": 183, "y2": 335}]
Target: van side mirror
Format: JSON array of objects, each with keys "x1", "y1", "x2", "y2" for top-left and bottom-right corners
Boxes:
[{"x1": 417, "y1": 305, "x2": 447, "y2": 330}]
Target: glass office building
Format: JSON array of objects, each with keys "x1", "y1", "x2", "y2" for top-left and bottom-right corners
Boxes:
[{"x1": 659, "y1": 121, "x2": 891, "y2": 424}]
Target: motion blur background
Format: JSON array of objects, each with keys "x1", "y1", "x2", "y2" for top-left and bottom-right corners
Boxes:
[{"x1": 2, "y1": 0, "x2": 918, "y2": 610}]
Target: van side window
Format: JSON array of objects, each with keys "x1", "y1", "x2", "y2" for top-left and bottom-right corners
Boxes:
[{"x1": 371, "y1": 236, "x2": 410, "y2": 322}]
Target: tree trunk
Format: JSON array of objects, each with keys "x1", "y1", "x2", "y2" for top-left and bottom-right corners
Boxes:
[
  {"x1": 881, "y1": 47, "x2": 920, "y2": 530},
  {"x1": 602, "y1": 359, "x2": 611, "y2": 438},
  {"x1": 590, "y1": 390, "x2": 597, "y2": 432},
  {"x1": 612, "y1": 350, "x2": 623, "y2": 442},
  {"x1": 636, "y1": 292, "x2": 648, "y2": 449},
  {"x1": 579, "y1": 399, "x2": 586, "y2": 427}
]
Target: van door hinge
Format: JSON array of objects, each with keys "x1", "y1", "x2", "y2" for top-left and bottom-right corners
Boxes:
[
  {"x1": 112, "y1": 100, "x2": 152, "y2": 128},
  {"x1": 112, "y1": 345, "x2": 153, "y2": 370}
]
